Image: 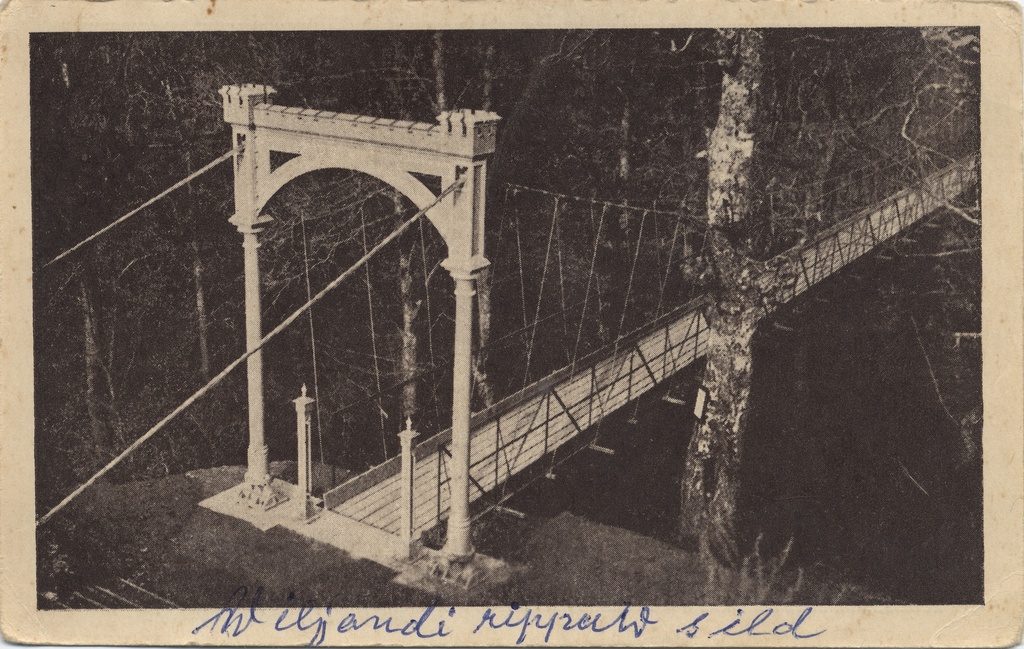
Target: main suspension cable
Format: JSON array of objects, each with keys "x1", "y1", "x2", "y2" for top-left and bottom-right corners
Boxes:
[
  {"x1": 43, "y1": 147, "x2": 239, "y2": 269},
  {"x1": 36, "y1": 177, "x2": 464, "y2": 527}
]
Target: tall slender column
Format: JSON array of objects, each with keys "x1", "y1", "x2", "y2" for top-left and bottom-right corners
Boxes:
[
  {"x1": 242, "y1": 228, "x2": 267, "y2": 483},
  {"x1": 221, "y1": 84, "x2": 281, "y2": 510},
  {"x1": 237, "y1": 224, "x2": 281, "y2": 509},
  {"x1": 443, "y1": 267, "x2": 477, "y2": 559}
]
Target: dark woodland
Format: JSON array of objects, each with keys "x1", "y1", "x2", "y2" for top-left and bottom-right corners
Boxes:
[{"x1": 32, "y1": 29, "x2": 981, "y2": 607}]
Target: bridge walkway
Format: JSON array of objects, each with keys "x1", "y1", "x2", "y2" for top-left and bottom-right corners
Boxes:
[{"x1": 322, "y1": 155, "x2": 978, "y2": 542}]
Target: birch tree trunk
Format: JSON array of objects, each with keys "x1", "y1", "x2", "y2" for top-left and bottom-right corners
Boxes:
[
  {"x1": 399, "y1": 243, "x2": 418, "y2": 420},
  {"x1": 473, "y1": 267, "x2": 495, "y2": 408},
  {"x1": 80, "y1": 277, "x2": 110, "y2": 457},
  {"x1": 393, "y1": 190, "x2": 419, "y2": 421},
  {"x1": 432, "y1": 31, "x2": 447, "y2": 113},
  {"x1": 192, "y1": 239, "x2": 211, "y2": 381},
  {"x1": 618, "y1": 99, "x2": 631, "y2": 183},
  {"x1": 704, "y1": 31, "x2": 763, "y2": 229},
  {"x1": 680, "y1": 29, "x2": 765, "y2": 561}
]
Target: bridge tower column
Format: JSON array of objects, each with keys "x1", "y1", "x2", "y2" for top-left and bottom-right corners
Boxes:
[
  {"x1": 436, "y1": 115, "x2": 498, "y2": 559},
  {"x1": 442, "y1": 262, "x2": 485, "y2": 559},
  {"x1": 220, "y1": 84, "x2": 282, "y2": 509}
]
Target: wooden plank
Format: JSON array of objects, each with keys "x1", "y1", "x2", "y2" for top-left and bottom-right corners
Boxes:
[
  {"x1": 335, "y1": 473, "x2": 399, "y2": 516},
  {"x1": 324, "y1": 454, "x2": 400, "y2": 511}
]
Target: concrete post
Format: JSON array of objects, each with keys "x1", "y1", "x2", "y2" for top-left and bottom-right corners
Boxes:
[
  {"x1": 241, "y1": 229, "x2": 273, "y2": 494},
  {"x1": 294, "y1": 385, "x2": 315, "y2": 521},
  {"x1": 221, "y1": 84, "x2": 281, "y2": 510},
  {"x1": 432, "y1": 128, "x2": 496, "y2": 561},
  {"x1": 443, "y1": 268, "x2": 477, "y2": 559},
  {"x1": 398, "y1": 417, "x2": 420, "y2": 559}
]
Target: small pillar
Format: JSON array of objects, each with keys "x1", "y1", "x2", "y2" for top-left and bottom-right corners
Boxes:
[
  {"x1": 398, "y1": 417, "x2": 420, "y2": 559},
  {"x1": 294, "y1": 385, "x2": 316, "y2": 522}
]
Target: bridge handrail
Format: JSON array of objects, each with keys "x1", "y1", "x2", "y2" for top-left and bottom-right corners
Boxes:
[
  {"x1": 770, "y1": 153, "x2": 979, "y2": 267},
  {"x1": 322, "y1": 153, "x2": 981, "y2": 513},
  {"x1": 321, "y1": 293, "x2": 711, "y2": 508}
]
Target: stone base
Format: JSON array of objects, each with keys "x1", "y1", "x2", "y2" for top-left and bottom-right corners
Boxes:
[
  {"x1": 237, "y1": 480, "x2": 287, "y2": 511},
  {"x1": 200, "y1": 478, "x2": 515, "y2": 595},
  {"x1": 200, "y1": 481, "x2": 406, "y2": 563},
  {"x1": 394, "y1": 547, "x2": 516, "y2": 592}
]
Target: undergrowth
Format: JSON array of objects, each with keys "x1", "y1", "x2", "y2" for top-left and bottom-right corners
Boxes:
[{"x1": 700, "y1": 534, "x2": 889, "y2": 605}]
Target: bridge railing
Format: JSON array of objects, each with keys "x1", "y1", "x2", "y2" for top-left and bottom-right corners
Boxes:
[
  {"x1": 322, "y1": 153, "x2": 979, "y2": 539},
  {"x1": 326, "y1": 294, "x2": 712, "y2": 536},
  {"x1": 760, "y1": 153, "x2": 979, "y2": 315}
]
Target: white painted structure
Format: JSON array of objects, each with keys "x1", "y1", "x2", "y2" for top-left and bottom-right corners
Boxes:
[
  {"x1": 212, "y1": 83, "x2": 977, "y2": 571},
  {"x1": 220, "y1": 84, "x2": 500, "y2": 559},
  {"x1": 322, "y1": 155, "x2": 979, "y2": 539}
]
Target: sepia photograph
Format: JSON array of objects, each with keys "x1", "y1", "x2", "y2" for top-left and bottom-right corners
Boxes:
[{"x1": 1, "y1": 1, "x2": 1021, "y2": 646}]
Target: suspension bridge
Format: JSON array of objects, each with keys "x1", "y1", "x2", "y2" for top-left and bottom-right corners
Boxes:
[{"x1": 37, "y1": 84, "x2": 979, "y2": 578}]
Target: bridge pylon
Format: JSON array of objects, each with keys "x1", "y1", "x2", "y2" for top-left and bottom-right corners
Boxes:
[{"x1": 218, "y1": 84, "x2": 500, "y2": 547}]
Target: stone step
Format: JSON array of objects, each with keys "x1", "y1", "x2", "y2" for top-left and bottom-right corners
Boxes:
[
  {"x1": 201, "y1": 479, "x2": 408, "y2": 568},
  {"x1": 305, "y1": 507, "x2": 406, "y2": 568}
]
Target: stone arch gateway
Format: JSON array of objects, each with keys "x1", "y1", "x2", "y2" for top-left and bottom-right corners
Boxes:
[{"x1": 220, "y1": 84, "x2": 500, "y2": 559}]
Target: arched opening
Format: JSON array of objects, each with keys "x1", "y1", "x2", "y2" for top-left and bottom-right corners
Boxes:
[
  {"x1": 255, "y1": 168, "x2": 452, "y2": 490},
  {"x1": 257, "y1": 153, "x2": 451, "y2": 243}
]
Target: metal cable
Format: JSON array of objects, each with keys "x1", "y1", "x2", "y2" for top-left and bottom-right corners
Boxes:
[
  {"x1": 522, "y1": 198, "x2": 559, "y2": 387},
  {"x1": 36, "y1": 177, "x2": 464, "y2": 527},
  {"x1": 43, "y1": 147, "x2": 238, "y2": 268},
  {"x1": 360, "y1": 208, "x2": 388, "y2": 460},
  {"x1": 297, "y1": 211, "x2": 327, "y2": 473}
]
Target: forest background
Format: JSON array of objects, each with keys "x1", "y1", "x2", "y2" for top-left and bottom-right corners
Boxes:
[{"x1": 30, "y1": 28, "x2": 982, "y2": 604}]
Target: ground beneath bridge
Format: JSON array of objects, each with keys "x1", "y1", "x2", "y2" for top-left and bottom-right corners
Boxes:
[
  {"x1": 37, "y1": 462, "x2": 886, "y2": 610},
  {"x1": 37, "y1": 212, "x2": 982, "y2": 610}
]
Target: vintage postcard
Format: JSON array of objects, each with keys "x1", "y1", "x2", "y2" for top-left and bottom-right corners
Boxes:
[{"x1": 1, "y1": 0, "x2": 1022, "y2": 646}]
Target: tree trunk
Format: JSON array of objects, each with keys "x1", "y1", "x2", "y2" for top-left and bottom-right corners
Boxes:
[
  {"x1": 618, "y1": 98, "x2": 631, "y2": 183},
  {"x1": 473, "y1": 267, "x2": 495, "y2": 408},
  {"x1": 595, "y1": 205, "x2": 625, "y2": 346},
  {"x1": 481, "y1": 42, "x2": 495, "y2": 112},
  {"x1": 399, "y1": 244, "x2": 418, "y2": 420},
  {"x1": 706, "y1": 31, "x2": 764, "y2": 228},
  {"x1": 394, "y1": 190, "x2": 418, "y2": 421},
  {"x1": 192, "y1": 239, "x2": 211, "y2": 381},
  {"x1": 433, "y1": 31, "x2": 447, "y2": 113},
  {"x1": 80, "y1": 277, "x2": 110, "y2": 456},
  {"x1": 679, "y1": 29, "x2": 765, "y2": 560},
  {"x1": 679, "y1": 297, "x2": 757, "y2": 560}
]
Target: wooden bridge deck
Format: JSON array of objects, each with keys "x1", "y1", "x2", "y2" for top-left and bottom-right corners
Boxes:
[{"x1": 323, "y1": 155, "x2": 979, "y2": 539}]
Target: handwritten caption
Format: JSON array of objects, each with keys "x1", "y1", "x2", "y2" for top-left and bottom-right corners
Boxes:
[{"x1": 192, "y1": 586, "x2": 826, "y2": 645}]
